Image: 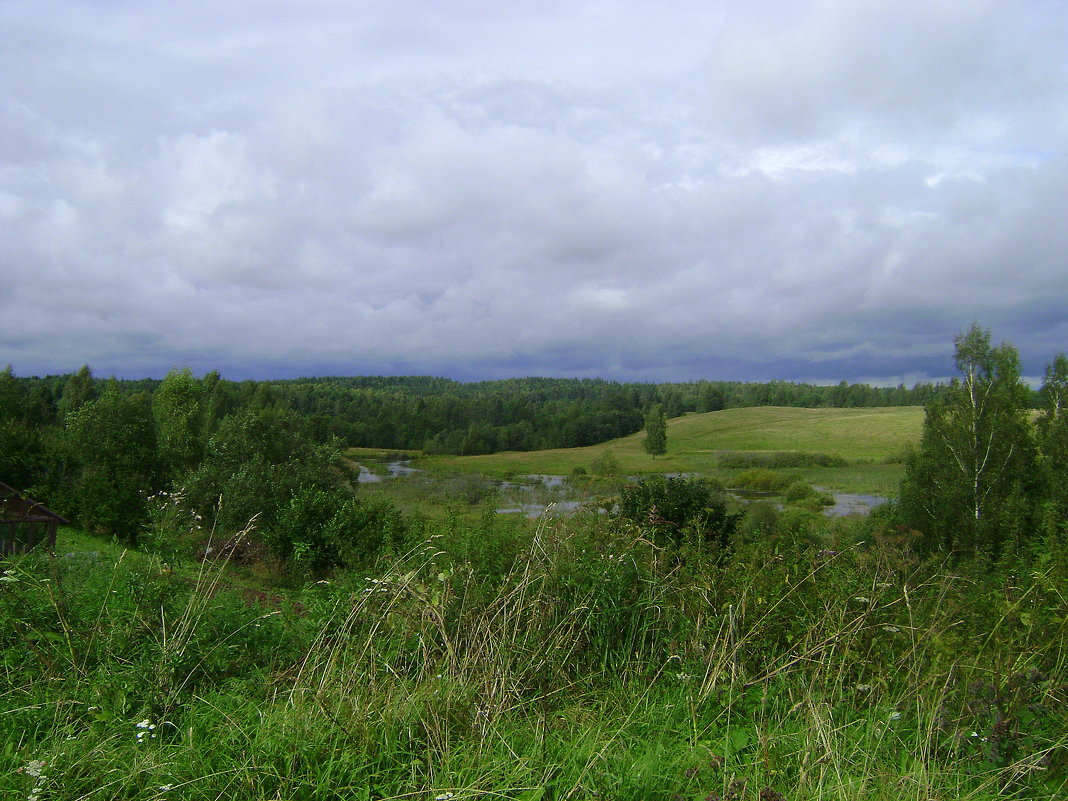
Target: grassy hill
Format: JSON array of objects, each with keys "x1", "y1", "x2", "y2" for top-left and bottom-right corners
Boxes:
[
  {"x1": 664, "y1": 405, "x2": 923, "y2": 461},
  {"x1": 418, "y1": 406, "x2": 925, "y2": 495}
]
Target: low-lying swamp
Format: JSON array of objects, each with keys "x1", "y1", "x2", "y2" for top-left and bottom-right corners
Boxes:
[{"x1": 355, "y1": 458, "x2": 887, "y2": 519}]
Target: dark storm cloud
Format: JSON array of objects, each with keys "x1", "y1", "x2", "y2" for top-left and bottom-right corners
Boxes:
[{"x1": 2, "y1": 0, "x2": 1066, "y2": 383}]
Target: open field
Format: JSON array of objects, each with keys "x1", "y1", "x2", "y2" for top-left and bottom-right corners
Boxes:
[{"x1": 412, "y1": 406, "x2": 924, "y2": 496}]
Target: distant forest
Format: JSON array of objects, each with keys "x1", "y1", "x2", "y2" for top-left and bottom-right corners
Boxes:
[
  {"x1": 0, "y1": 362, "x2": 1016, "y2": 547},
  {"x1": 4, "y1": 368, "x2": 948, "y2": 456}
]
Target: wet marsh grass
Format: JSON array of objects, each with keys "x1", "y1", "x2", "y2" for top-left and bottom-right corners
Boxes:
[{"x1": 3, "y1": 513, "x2": 1066, "y2": 800}]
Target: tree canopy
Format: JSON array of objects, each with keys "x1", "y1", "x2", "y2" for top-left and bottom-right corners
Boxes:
[{"x1": 899, "y1": 324, "x2": 1034, "y2": 558}]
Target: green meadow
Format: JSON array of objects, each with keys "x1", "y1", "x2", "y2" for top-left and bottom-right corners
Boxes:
[{"x1": 415, "y1": 406, "x2": 924, "y2": 496}]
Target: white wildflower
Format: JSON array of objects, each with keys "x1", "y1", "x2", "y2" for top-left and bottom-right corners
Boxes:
[
  {"x1": 21, "y1": 760, "x2": 47, "y2": 779},
  {"x1": 136, "y1": 719, "x2": 158, "y2": 742}
]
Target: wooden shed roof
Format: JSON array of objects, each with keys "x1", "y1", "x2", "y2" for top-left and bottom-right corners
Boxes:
[{"x1": 0, "y1": 481, "x2": 70, "y2": 526}]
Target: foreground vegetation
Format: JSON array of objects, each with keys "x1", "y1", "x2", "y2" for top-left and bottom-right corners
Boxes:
[{"x1": 2, "y1": 510, "x2": 1066, "y2": 800}]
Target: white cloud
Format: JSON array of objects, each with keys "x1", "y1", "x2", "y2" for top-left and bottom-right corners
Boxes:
[{"x1": 1, "y1": 0, "x2": 1067, "y2": 382}]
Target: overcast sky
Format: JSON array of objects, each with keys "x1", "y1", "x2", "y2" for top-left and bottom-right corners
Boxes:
[{"x1": 2, "y1": 0, "x2": 1067, "y2": 385}]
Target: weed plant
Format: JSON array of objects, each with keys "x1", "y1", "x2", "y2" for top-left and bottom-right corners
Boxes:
[{"x1": 2, "y1": 513, "x2": 1066, "y2": 800}]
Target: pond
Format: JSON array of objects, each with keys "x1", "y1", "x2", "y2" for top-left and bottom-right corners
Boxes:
[
  {"x1": 355, "y1": 462, "x2": 886, "y2": 519},
  {"x1": 728, "y1": 486, "x2": 886, "y2": 517},
  {"x1": 356, "y1": 461, "x2": 420, "y2": 483},
  {"x1": 494, "y1": 475, "x2": 586, "y2": 518},
  {"x1": 819, "y1": 490, "x2": 887, "y2": 517}
]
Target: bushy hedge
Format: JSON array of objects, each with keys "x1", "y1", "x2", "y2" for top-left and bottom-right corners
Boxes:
[{"x1": 717, "y1": 450, "x2": 847, "y2": 469}]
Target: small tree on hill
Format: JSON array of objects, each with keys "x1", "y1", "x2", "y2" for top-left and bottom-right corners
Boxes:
[{"x1": 643, "y1": 403, "x2": 667, "y2": 458}]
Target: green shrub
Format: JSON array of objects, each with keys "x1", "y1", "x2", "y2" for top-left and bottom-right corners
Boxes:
[
  {"x1": 265, "y1": 485, "x2": 408, "y2": 577},
  {"x1": 618, "y1": 475, "x2": 742, "y2": 551},
  {"x1": 782, "y1": 481, "x2": 834, "y2": 510},
  {"x1": 591, "y1": 448, "x2": 620, "y2": 476},
  {"x1": 738, "y1": 501, "x2": 781, "y2": 539},
  {"x1": 730, "y1": 468, "x2": 794, "y2": 491}
]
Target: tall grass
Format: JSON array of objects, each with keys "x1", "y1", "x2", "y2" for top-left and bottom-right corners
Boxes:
[{"x1": 2, "y1": 514, "x2": 1066, "y2": 799}]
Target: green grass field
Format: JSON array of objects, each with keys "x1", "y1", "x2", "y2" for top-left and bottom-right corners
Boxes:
[{"x1": 413, "y1": 406, "x2": 924, "y2": 495}]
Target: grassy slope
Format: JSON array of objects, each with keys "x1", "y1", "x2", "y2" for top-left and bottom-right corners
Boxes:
[
  {"x1": 418, "y1": 406, "x2": 924, "y2": 494},
  {"x1": 9, "y1": 512, "x2": 1067, "y2": 800}
]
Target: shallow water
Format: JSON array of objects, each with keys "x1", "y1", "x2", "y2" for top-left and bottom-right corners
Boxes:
[
  {"x1": 496, "y1": 500, "x2": 584, "y2": 518},
  {"x1": 820, "y1": 492, "x2": 887, "y2": 517},
  {"x1": 356, "y1": 461, "x2": 420, "y2": 483},
  {"x1": 729, "y1": 487, "x2": 886, "y2": 517},
  {"x1": 356, "y1": 463, "x2": 885, "y2": 519}
]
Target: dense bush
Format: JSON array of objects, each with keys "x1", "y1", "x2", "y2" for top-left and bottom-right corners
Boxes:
[
  {"x1": 728, "y1": 467, "x2": 796, "y2": 491},
  {"x1": 781, "y1": 480, "x2": 834, "y2": 510},
  {"x1": 617, "y1": 475, "x2": 742, "y2": 551},
  {"x1": 266, "y1": 485, "x2": 409, "y2": 576}
]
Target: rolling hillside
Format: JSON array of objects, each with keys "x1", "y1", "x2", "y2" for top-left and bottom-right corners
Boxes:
[{"x1": 419, "y1": 406, "x2": 925, "y2": 493}]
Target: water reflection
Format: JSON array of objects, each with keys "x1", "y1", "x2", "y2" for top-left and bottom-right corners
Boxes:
[
  {"x1": 356, "y1": 461, "x2": 420, "y2": 483},
  {"x1": 820, "y1": 492, "x2": 887, "y2": 517}
]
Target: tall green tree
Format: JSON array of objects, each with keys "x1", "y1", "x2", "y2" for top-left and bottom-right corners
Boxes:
[
  {"x1": 57, "y1": 365, "x2": 98, "y2": 419},
  {"x1": 1036, "y1": 353, "x2": 1068, "y2": 533},
  {"x1": 0, "y1": 366, "x2": 44, "y2": 490},
  {"x1": 64, "y1": 387, "x2": 161, "y2": 539},
  {"x1": 643, "y1": 403, "x2": 667, "y2": 458},
  {"x1": 183, "y1": 407, "x2": 342, "y2": 535},
  {"x1": 899, "y1": 324, "x2": 1034, "y2": 557},
  {"x1": 153, "y1": 367, "x2": 204, "y2": 474}
]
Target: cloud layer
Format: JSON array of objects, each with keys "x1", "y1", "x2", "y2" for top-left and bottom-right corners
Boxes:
[{"x1": 2, "y1": 0, "x2": 1067, "y2": 383}]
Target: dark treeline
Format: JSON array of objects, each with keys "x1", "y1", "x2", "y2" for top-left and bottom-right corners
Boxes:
[
  {"x1": 3, "y1": 368, "x2": 945, "y2": 458},
  {"x1": 280, "y1": 375, "x2": 947, "y2": 454}
]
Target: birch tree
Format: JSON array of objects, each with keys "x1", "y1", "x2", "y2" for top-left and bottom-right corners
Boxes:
[
  {"x1": 152, "y1": 367, "x2": 205, "y2": 474},
  {"x1": 1036, "y1": 353, "x2": 1068, "y2": 530},
  {"x1": 900, "y1": 324, "x2": 1033, "y2": 557}
]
